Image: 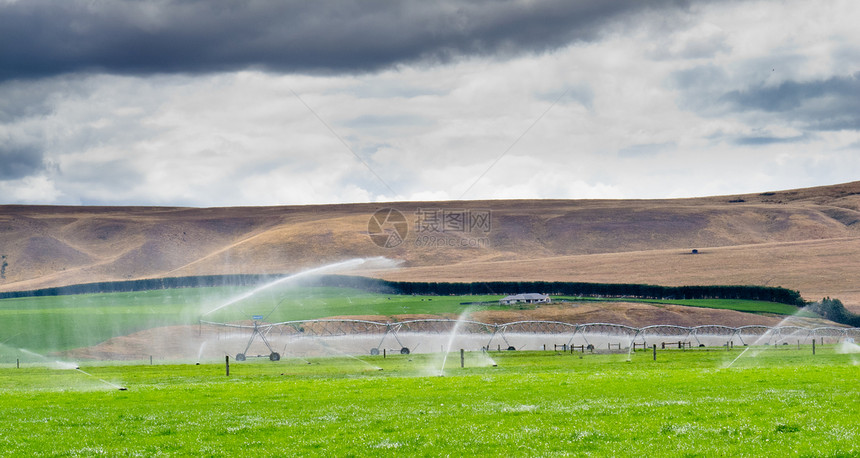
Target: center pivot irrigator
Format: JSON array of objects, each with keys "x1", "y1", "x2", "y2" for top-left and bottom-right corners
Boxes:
[
  {"x1": 199, "y1": 258, "x2": 399, "y2": 362},
  {"x1": 234, "y1": 318, "x2": 279, "y2": 361}
]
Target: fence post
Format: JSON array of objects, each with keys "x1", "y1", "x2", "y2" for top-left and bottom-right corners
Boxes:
[
  {"x1": 460, "y1": 349, "x2": 465, "y2": 368},
  {"x1": 653, "y1": 344, "x2": 657, "y2": 361},
  {"x1": 812, "y1": 339, "x2": 816, "y2": 355},
  {"x1": 225, "y1": 355, "x2": 230, "y2": 376}
]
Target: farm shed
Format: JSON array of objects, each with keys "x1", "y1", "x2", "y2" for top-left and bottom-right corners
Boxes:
[{"x1": 500, "y1": 293, "x2": 551, "y2": 305}]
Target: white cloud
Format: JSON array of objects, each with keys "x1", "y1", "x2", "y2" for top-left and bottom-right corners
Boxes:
[
  {"x1": 1, "y1": 0, "x2": 859, "y2": 206},
  {"x1": 0, "y1": 175, "x2": 61, "y2": 203}
]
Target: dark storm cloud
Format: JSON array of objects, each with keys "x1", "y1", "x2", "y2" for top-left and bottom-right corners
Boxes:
[
  {"x1": 0, "y1": 0, "x2": 695, "y2": 81},
  {"x1": 0, "y1": 80, "x2": 56, "y2": 122},
  {"x1": 672, "y1": 65, "x2": 860, "y2": 134},
  {"x1": 0, "y1": 143, "x2": 44, "y2": 180},
  {"x1": 720, "y1": 73, "x2": 860, "y2": 131}
]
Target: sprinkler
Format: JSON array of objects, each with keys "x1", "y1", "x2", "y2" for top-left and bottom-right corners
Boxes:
[{"x1": 118, "y1": 387, "x2": 128, "y2": 391}]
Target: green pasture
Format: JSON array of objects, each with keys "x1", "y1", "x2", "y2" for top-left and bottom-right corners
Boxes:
[
  {"x1": 1, "y1": 346, "x2": 857, "y2": 456},
  {"x1": 0, "y1": 285, "x2": 805, "y2": 354},
  {"x1": 559, "y1": 296, "x2": 806, "y2": 316},
  {"x1": 201, "y1": 286, "x2": 504, "y2": 323},
  {"x1": 0, "y1": 287, "x2": 235, "y2": 353},
  {"x1": 0, "y1": 286, "x2": 505, "y2": 353}
]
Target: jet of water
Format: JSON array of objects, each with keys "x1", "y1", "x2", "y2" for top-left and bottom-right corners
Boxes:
[
  {"x1": 17, "y1": 348, "x2": 80, "y2": 370},
  {"x1": 201, "y1": 257, "x2": 399, "y2": 317},
  {"x1": 724, "y1": 305, "x2": 815, "y2": 365},
  {"x1": 836, "y1": 339, "x2": 860, "y2": 354},
  {"x1": 476, "y1": 350, "x2": 497, "y2": 367},
  {"x1": 438, "y1": 308, "x2": 474, "y2": 376},
  {"x1": 14, "y1": 347, "x2": 126, "y2": 390},
  {"x1": 725, "y1": 346, "x2": 751, "y2": 368},
  {"x1": 74, "y1": 367, "x2": 127, "y2": 390},
  {"x1": 281, "y1": 344, "x2": 312, "y2": 365},
  {"x1": 18, "y1": 348, "x2": 48, "y2": 360},
  {"x1": 308, "y1": 339, "x2": 382, "y2": 370},
  {"x1": 196, "y1": 341, "x2": 208, "y2": 364}
]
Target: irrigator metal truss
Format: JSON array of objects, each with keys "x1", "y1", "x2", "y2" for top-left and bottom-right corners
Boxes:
[{"x1": 200, "y1": 319, "x2": 860, "y2": 359}]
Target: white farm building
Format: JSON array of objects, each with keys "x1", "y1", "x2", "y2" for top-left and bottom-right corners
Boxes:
[{"x1": 500, "y1": 293, "x2": 551, "y2": 305}]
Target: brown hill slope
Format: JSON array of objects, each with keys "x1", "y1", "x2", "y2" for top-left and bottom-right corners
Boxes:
[{"x1": 1, "y1": 181, "x2": 859, "y2": 309}]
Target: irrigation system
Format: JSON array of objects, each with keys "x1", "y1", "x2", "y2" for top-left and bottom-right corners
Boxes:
[{"x1": 200, "y1": 318, "x2": 860, "y2": 360}]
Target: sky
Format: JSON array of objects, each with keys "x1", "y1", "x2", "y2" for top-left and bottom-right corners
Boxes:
[{"x1": 1, "y1": 0, "x2": 858, "y2": 206}]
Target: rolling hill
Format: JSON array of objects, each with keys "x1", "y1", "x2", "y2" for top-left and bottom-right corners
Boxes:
[{"x1": 1, "y1": 181, "x2": 859, "y2": 310}]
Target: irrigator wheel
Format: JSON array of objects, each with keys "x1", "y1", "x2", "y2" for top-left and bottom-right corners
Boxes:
[
  {"x1": 235, "y1": 353, "x2": 246, "y2": 361},
  {"x1": 370, "y1": 348, "x2": 380, "y2": 356},
  {"x1": 269, "y1": 352, "x2": 281, "y2": 361},
  {"x1": 507, "y1": 346, "x2": 516, "y2": 351},
  {"x1": 400, "y1": 347, "x2": 410, "y2": 355}
]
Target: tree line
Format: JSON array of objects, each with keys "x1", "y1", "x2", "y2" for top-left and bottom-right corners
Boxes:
[
  {"x1": 8, "y1": 274, "x2": 858, "y2": 326},
  {"x1": 806, "y1": 297, "x2": 860, "y2": 327},
  {"x1": 0, "y1": 273, "x2": 806, "y2": 307},
  {"x1": 316, "y1": 276, "x2": 807, "y2": 306},
  {"x1": 0, "y1": 274, "x2": 279, "y2": 299}
]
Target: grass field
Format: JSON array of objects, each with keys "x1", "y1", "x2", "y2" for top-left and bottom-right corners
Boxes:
[
  {"x1": 0, "y1": 285, "x2": 806, "y2": 354},
  {"x1": 0, "y1": 286, "x2": 507, "y2": 353},
  {"x1": 558, "y1": 297, "x2": 807, "y2": 316},
  {"x1": 0, "y1": 287, "x2": 234, "y2": 353},
  {"x1": 1, "y1": 346, "x2": 857, "y2": 456}
]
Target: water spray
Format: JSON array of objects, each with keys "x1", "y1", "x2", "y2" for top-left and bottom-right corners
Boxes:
[
  {"x1": 282, "y1": 344, "x2": 312, "y2": 365},
  {"x1": 725, "y1": 346, "x2": 751, "y2": 369},
  {"x1": 438, "y1": 308, "x2": 473, "y2": 376},
  {"x1": 200, "y1": 257, "x2": 401, "y2": 362},
  {"x1": 201, "y1": 257, "x2": 398, "y2": 317},
  {"x1": 19, "y1": 349, "x2": 127, "y2": 390},
  {"x1": 308, "y1": 339, "x2": 382, "y2": 371},
  {"x1": 74, "y1": 367, "x2": 127, "y2": 391}
]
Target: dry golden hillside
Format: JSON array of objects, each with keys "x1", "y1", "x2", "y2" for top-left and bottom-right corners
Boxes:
[{"x1": 1, "y1": 181, "x2": 859, "y2": 309}]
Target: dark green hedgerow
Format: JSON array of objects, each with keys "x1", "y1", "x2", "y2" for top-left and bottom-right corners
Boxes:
[{"x1": 0, "y1": 275, "x2": 806, "y2": 307}]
